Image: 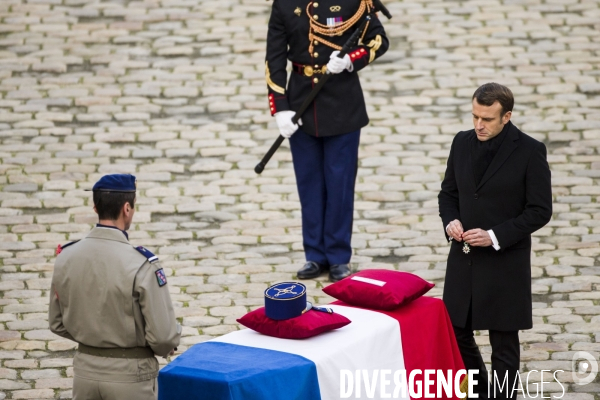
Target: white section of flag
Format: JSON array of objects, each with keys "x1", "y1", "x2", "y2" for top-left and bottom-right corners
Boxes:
[
  {"x1": 351, "y1": 276, "x2": 387, "y2": 287},
  {"x1": 213, "y1": 305, "x2": 409, "y2": 400}
]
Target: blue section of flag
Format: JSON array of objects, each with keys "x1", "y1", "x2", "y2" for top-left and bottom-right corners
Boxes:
[{"x1": 158, "y1": 342, "x2": 322, "y2": 400}]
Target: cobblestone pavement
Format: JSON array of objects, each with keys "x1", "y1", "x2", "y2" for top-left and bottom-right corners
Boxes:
[{"x1": 0, "y1": 0, "x2": 599, "y2": 398}]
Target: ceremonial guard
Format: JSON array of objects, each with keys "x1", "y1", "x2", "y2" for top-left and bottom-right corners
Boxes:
[
  {"x1": 266, "y1": 0, "x2": 389, "y2": 281},
  {"x1": 49, "y1": 174, "x2": 181, "y2": 400}
]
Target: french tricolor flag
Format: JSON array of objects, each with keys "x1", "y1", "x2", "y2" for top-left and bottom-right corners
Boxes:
[{"x1": 158, "y1": 298, "x2": 465, "y2": 400}]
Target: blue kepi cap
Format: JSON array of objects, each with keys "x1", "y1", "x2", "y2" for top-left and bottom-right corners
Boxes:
[
  {"x1": 264, "y1": 282, "x2": 308, "y2": 320},
  {"x1": 89, "y1": 174, "x2": 137, "y2": 192}
]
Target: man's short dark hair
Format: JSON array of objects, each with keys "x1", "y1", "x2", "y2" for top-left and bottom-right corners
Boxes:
[
  {"x1": 93, "y1": 191, "x2": 135, "y2": 220},
  {"x1": 472, "y1": 83, "x2": 514, "y2": 116}
]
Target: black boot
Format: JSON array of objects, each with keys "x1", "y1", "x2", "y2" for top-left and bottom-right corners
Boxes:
[
  {"x1": 297, "y1": 261, "x2": 327, "y2": 279},
  {"x1": 329, "y1": 264, "x2": 351, "y2": 282}
]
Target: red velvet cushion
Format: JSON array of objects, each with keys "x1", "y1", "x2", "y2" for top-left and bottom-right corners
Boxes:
[
  {"x1": 322, "y1": 269, "x2": 435, "y2": 311},
  {"x1": 237, "y1": 307, "x2": 351, "y2": 339}
]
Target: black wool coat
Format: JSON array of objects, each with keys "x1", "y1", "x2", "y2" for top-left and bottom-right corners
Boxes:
[{"x1": 438, "y1": 122, "x2": 552, "y2": 331}]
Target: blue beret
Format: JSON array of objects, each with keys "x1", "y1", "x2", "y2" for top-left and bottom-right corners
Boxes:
[{"x1": 90, "y1": 174, "x2": 137, "y2": 192}]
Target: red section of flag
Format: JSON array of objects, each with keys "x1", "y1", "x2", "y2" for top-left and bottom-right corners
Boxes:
[{"x1": 333, "y1": 296, "x2": 466, "y2": 400}]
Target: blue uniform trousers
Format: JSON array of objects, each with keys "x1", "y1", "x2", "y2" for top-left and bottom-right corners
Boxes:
[{"x1": 289, "y1": 129, "x2": 360, "y2": 266}]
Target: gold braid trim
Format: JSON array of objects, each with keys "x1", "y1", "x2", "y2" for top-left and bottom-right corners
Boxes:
[
  {"x1": 309, "y1": 33, "x2": 342, "y2": 51},
  {"x1": 307, "y1": 0, "x2": 371, "y2": 54},
  {"x1": 367, "y1": 34, "x2": 382, "y2": 63},
  {"x1": 360, "y1": 20, "x2": 370, "y2": 45},
  {"x1": 265, "y1": 61, "x2": 285, "y2": 95}
]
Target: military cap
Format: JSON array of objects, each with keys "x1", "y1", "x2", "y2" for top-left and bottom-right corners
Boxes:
[
  {"x1": 88, "y1": 174, "x2": 137, "y2": 192},
  {"x1": 263, "y1": 282, "x2": 333, "y2": 320}
]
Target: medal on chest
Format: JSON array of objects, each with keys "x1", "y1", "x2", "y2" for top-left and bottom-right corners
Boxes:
[
  {"x1": 306, "y1": 0, "x2": 373, "y2": 54},
  {"x1": 462, "y1": 242, "x2": 470, "y2": 254}
]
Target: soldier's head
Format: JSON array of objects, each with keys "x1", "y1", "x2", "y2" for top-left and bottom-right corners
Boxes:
[
  {"x1": 91, "y1": 174, "x2": 137, "y2": 231},
  {"x1": 471, "y1": 83, "x2": 513, "y2": 142}
]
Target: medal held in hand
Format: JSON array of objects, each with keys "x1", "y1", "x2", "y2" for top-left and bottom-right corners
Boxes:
[{"x1": 463, "y1": 242, "x2": 470, "y2": 254}]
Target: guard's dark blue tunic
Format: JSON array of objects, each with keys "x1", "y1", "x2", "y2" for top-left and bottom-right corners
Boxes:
[{"x1": 265, "y1": 0, "x2": 389, "y2": 137}]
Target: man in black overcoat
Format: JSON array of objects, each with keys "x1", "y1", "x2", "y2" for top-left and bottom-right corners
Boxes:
[{"x1": 438, "y1": 83, "x2": 553, "y2": 399}]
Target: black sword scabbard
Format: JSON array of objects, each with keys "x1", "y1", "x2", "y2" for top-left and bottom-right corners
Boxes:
[
  {"x1": 372, "y1": 0, "x2": 392, "y2": 19},
  {"x1": 254, "y1": 135, "x2": 285, "y2": 174}
]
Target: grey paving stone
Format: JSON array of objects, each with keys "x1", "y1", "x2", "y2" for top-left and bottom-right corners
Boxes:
[{"x1": 0, "y1": 0, "x2": 598, "y2": 397}]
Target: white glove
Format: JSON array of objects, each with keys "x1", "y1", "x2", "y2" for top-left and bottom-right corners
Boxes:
[
  {"x1": 275, "y1": 111, "x2": 302, "y2": 138},
  {"x1": 327, "y1": 51, "x2": 353, "y2": 74}
]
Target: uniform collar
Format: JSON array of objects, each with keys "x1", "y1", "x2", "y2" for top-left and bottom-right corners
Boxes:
[{"x1": 91, "y1": 224, "x2": 129, "y2": 241}]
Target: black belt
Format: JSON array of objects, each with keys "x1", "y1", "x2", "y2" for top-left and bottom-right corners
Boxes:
[
  {"x1": 78, "y1": 343, "x2": 154, "y2": 359},
  {"x1": 293, "y1": 63, "x2": 328, "y2": 77}
]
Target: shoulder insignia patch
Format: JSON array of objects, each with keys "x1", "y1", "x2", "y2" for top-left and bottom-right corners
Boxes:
[
  {"x1": 56, "y1": 240, "x2": 80, "y2": 256},
  {"x1": 155, "y1": 268, "x2": 167, "y2": 287},
  {"x1": 135, "y1": 246, "x2": 159, "y2": 263}
]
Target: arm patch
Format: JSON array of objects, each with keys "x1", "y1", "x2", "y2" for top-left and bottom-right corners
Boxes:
[{"x1": 155, "y1": 268, "x2": 167, "y2": 287}]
